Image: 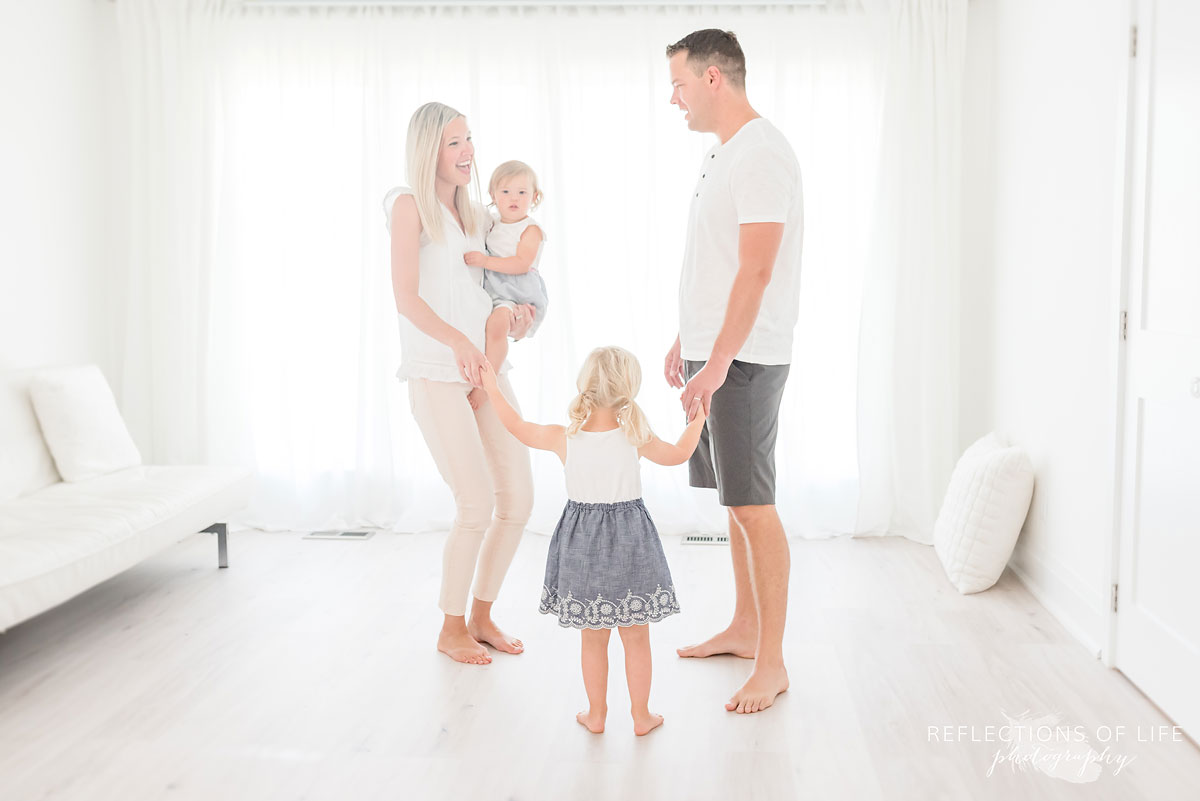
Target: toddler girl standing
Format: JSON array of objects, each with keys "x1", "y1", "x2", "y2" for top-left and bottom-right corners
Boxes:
[{"x1": 480, "y1": 346, "x2": 705, "y2": 735}]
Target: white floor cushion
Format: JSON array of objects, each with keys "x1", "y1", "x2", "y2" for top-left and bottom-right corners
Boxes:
[
  {"x1": 29, "y1": 365, "x2": 141, "y2": 482},
  {"x1": 933, "y1": 433, "x2": 1035, "y2": 594}
]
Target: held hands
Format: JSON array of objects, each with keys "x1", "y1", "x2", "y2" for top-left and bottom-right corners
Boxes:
[
  {"x1": 464, "y1": 251, "x2": 488, "y2": 268},
  {"x1": 478, "y1": 359, "x2": 500, "y2": 392},
  {"x1": 453, "y1": 337, "x2": 489, "y2": 387},
  {"x1": 681, "y1": 359, "x2": 729, "y2": 421},
  {"x1": 686, "y1": 396, "x2": 707, "y2": 425}
]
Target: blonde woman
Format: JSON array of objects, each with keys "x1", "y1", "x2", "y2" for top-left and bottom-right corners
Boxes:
[
  {"x1": 385, "y1": 102, "x2": 536, "y2": 666},
  {"x1": 479, "y1": 347, "x2": 705, "y2": 736}
]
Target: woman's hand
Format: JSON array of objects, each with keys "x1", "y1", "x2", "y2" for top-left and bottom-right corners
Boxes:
[
  {"x1": 464, "y1": 251, "x2": 488, "y2": 268},
  {"x1": 508, "y1": 304, "x2": 537, "y2": 340},
  {"x1": 479, "y1": 359, "x2": 500, "y2": 393},
  {"x1": 452, "y1": 337, "x2": 489, "y2": 387}
]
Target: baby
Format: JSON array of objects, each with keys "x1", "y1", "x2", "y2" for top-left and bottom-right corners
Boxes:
[{"x1": 464, "y1": 160, "x2": 549, "y2": 409}]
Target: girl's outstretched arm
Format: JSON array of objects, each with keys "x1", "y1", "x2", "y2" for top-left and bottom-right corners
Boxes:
[
  {"x1": 639, "y1": 399, "x2": 706, "y2": 466},
  {"x1": 480, "y1": 362, "x2": 567, "y2": 463}
]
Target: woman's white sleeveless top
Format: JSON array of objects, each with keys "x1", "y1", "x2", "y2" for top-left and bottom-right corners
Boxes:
[
  {"x1": 564, "y1": 428, "x2": 642, "y2": 504},
  {"x1": 383, "y1": 186, "x2": 506, "y2": 384}
]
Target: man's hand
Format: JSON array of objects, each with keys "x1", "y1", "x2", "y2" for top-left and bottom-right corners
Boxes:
[
  {"x1": 680, "y1": 359, "x2": 730, "y2": 420},
  {"x1": 464, "y1": 251, "x2": 488, "y2": 268},
  {"x1": 664, "y1": 335, "x2": 685, "y2": 389}
]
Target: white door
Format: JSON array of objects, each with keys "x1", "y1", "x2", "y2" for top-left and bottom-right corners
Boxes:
[{"x1": 1115, "y1": 0, "x2": 1200, "y2": 740}]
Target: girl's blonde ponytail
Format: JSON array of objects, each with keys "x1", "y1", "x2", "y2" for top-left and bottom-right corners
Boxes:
[{"x1": 567, "y1": 347, "x2": 653, "y2": 447}]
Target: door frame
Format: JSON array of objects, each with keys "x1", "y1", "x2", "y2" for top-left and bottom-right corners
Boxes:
[{"x1": 1103, "y1": 0, "x2": 1140, "y2": 669}]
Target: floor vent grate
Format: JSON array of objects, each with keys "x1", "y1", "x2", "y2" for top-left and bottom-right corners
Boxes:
[
  {"x1": 304, "y1": 530, "x2": 375, "y2": 541},
  {"x1": 682, "y1": 534, "x2": 729, "y2": 546}
]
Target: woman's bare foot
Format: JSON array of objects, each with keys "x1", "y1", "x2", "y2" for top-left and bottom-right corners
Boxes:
[
  {"x1": 677, "y1": 624, "x2": 757, "y2": 659},
  {"x1": 466, "y1": 387, "x2": 488, "y2": 411},
  {"x1": 725, "y1": 664, "x2": 789, "y2": 714},
  {"x1": 437, "y1": 629, "x2": 491, "y2": 665},
  {"x1": 467, "y1": 618, "x2": 524, "y2": 655},
  {"x1": 576, "y1": 708, "x2": 606, "y2": 733},
  {"x1": 632, "y1": 711, "x2": 664, "y2": 736}
]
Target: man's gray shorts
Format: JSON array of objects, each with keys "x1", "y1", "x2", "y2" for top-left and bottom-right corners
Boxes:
[{"x1": 685, "y1": 359, "x2": 790, "y2": 507}]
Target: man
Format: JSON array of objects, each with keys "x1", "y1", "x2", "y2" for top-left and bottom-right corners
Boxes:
[{"x1": 664, "y1": 29, "x2": 803, "y2": 715}]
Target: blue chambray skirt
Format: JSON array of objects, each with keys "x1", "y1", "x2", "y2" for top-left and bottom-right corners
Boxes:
[{"x1": 539, "y1": 498, "x2": 680, "y2": 630}]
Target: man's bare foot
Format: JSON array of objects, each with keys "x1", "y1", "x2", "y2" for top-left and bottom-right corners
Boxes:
[
  {"x1": 467, "y1": 387, "x2": 488, "y2": 411},
  {"x1": 437, "y1": 629, "x2": 491, "y2": 665},
  {"x1": 468, "y1": 618, "x2": 524, "y2": 655},
  {"x1": 576, "y1": 708, "x2": 606, "y2": 733},
  {"x1": 676, "y1": 625, "x2": 757, "y2": 659},
  {"x1": 633, "y1": 711, "x2": 664, "y2": 736},
  {"x1": 725, "y1": 664, "x2": 789, "y2": 714}
]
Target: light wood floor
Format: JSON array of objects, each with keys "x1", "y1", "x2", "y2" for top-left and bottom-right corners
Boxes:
[{"x1": 1, "y1": 530, "x2": 1197, "y2": 801}]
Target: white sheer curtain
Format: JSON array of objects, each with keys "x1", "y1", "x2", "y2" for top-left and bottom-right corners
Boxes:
[
  {"x1": 855, "y1": 0, "x2": 967, "y2": 542},
  {"x1": 112, "y1": 0, "x2": 964, "y2": 541}
]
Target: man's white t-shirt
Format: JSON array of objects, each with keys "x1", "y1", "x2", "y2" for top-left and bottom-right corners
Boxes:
[{"x1": 678, "y1": 117, "x2": 803, "y2": 365}]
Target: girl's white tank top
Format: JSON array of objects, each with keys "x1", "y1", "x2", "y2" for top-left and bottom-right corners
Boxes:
[{"x1": 564, "y1": 428, "x2": 642, "y2": 504}]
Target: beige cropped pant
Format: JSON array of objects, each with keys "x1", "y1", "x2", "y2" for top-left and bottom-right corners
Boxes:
[{"x1": 408, "y1": 375, "x2": 534, "y2": 617}]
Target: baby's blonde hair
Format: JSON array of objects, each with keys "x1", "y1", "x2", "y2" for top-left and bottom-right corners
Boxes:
[
  {"x1": 567, "y1": 347, "x2": 652, "y2": 447},
  {"x1": 488, "y1": 160, "x2": 544, "y2": 209}
]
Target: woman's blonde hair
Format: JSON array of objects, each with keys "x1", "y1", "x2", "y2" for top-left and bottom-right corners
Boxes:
[
  {"x1": 488, "y1": 160, "x2": 544, "y2": 209},
  {"x1": 405, "y1": 102, "x2": 482, "y2": 243},
  {"x1": 567, "y1": 347, "x2": 653, "y2": 447}
]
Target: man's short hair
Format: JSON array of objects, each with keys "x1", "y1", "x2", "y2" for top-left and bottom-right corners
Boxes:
[{"x1": 666, "y1": 29, "x2": 747, "y2": 90}]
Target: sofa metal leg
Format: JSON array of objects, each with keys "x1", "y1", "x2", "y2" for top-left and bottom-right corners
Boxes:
[{"x1": 202, "y1": 523, "x2": 229, "y2": 568}]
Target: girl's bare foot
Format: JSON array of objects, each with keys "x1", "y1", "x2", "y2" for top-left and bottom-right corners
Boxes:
[
  {"x1": 467, "y1": 618, "x2": 524, "y2": 655},
  {"x1": 466, "y1": 387, "x2": 488, "y2": 411},
  {"x1": 437, "y1": 629, "x2": 491, "y2": 665},
  {"x1": 632, "y1": 711, "x2": 664, "y2": 736},
  {"x1": 576, "y1": 708, "x2": 606, "y2": 733}
]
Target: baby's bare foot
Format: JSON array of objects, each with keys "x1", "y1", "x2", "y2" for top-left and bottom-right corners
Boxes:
[
  {"x1": 466, "y1": 387, "x2": 488, "y2": 411},
  {"x1": 437, "y1": 630, "x2": 491, "y2": 665},
  {"x1": 633, "y1": 711, "x2": 664, "y2": 736},
  {"x1": 576, "y1": 708, "x2": 606, "y2": 734}
]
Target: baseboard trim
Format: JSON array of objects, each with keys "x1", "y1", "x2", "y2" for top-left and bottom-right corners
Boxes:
[{"x1": 1008, "y1": 548, "x2": 1106, "y2": 660}]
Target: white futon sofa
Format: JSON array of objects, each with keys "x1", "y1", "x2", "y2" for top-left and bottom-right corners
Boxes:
[{"x1": 0, "y1": 366, "x2": 251, "y2": 633}]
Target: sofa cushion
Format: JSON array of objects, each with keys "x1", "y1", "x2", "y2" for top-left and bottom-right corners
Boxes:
[
  {"x1": 933, "y1": 433, "x2": 1035, "y2": 594},
  {"x1": 29, "y1": 365, "x2": 142, "y2": 482},
  {"x1": 0, "y1": 370, "x2": 62, "y2": 503}
]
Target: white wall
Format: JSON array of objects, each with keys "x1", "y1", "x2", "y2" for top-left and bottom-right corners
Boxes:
[
  {"x1": 963, "y1": 0, "x2": 1132, "y2": 656},
  {"x1": 960, "y1": 0, "x2": 997, "y2": 449},
  {"x1": 0, "y1": 0, "x2": 121, "y2": 373}
]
